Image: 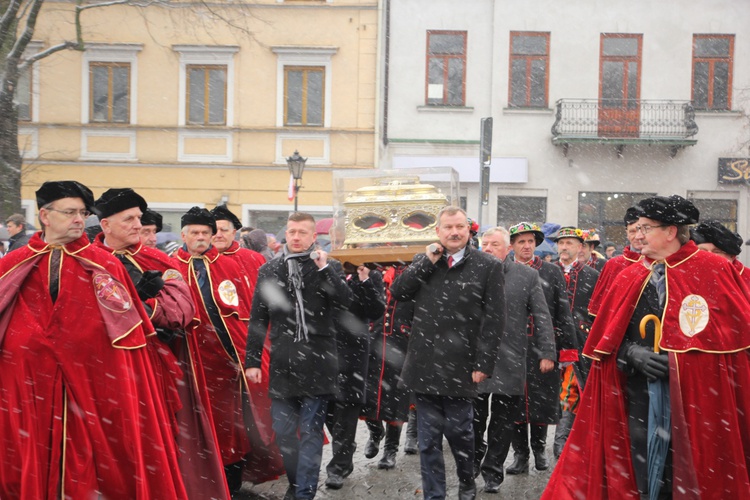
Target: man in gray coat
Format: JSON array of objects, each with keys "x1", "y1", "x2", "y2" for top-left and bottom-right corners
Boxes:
[
  {"x1": 391, "y1": 206, "x2": 505, "y2": 500},
  {"x1": 473, "y1": 227, "x2": 556, "y2": 493}
]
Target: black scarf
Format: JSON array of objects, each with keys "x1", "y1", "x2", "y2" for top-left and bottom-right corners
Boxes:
[{"x1": 282, "y1": 244, "x2": 316, "y2": 342}]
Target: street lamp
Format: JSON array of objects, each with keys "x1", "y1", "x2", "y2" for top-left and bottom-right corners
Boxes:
[{"x1": 286, "y1": 150, "x2": 307, "y2": 212}]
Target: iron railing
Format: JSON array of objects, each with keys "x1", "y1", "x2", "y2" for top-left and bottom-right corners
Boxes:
[{"x1": 551, "y1": 99, "x2": 698, "y2": 141}]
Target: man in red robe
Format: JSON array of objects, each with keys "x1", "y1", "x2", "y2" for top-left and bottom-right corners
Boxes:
[
  {"x1": 93, "y1": 188, "x2": 229, "y2": 499},
  {"x1": 209, "y1": 204, "x2": 284, "y2": 485},
  {"x1": 175, "y1": 207, "x2": 280, "y2": 493},
  {"x1": 588, "y1": 207, "x2": 643, "y2": 316},
  {"x1": 690, "y1": 219, "x2": 750, "y2": 288},
  {"x1": 0, "y1": 181, "x2": 187, "y2": 499},
  {"x1": 543, "y1": 195, "x2": 750, "y2": 500}
]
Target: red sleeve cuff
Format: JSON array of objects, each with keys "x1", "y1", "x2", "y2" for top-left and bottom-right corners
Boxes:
[{"x1": 559, "y1": 349, "x2": 579, "y2": 363}]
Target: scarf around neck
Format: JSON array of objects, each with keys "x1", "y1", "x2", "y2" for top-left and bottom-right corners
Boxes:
[{"x1": 283, "y1": 244, "x2": 316, "y2": 342}]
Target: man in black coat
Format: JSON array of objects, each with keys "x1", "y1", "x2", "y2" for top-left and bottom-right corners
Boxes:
[
  {"x1": 245, "y1": 212, "x2": 353, "y2": 500},
  {"x1": 391, "y1": 206, "x2": 506, "y2": 500},
  {"x1": 324, "y1": 266, "x2": 385, "y2": 489},
  {"x1": 5, "y1": 213, "x2": 30, "y2": 253},
  {"x1": 507, "y1": 222, "x2": 578, "y2": 474},
  {"x1": 474, "y1": 227, "x2": 556, "y2": 494}
]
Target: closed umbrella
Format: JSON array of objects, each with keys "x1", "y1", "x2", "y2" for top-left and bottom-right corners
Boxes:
[{"x1": 639, "y1": 314, "x2": 670, "y2": 500}]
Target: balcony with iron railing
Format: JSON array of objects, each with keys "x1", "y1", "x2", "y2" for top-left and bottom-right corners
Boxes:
[{"x1": 551, "y1": 99, "x2": 698, "y2": 157}]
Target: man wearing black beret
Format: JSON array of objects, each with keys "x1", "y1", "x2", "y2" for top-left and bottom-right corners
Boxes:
[
  {"x1": 174, "y1": 206, "x2": 281, "y2": 493},
  {"x1": 140, "y1": 208, "x2": 163, "y2": 248},
  {"x1": 545, "y1": 194, "x2": 750, "y2": 499},
  {"x1": 93, "y1": 189, "x2": 222, "y2": 496},
  {"x1": 0, "y1": 181, "x2": 187, "y2": 498},
  {"x1": 691, "y1": 220, "x2": 750, "y2": 287}
]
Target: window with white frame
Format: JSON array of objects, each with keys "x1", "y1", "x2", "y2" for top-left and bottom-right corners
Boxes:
[
  {"x1": 82, "y1": 44, "x2": 141, "y2": 125},
  {"x1": 273, "y1": 46, "x2": 337, "y2": 128},
  {"x1": 174, "y1": 45, "x2": 238, "y2": 127}
]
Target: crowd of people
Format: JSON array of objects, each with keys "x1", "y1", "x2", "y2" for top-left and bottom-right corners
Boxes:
[{"x1": 1, "y1": 181, "x2": 750, "y2": 500}]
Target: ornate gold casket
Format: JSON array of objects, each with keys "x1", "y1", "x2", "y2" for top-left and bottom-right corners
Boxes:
[{"x1": 329, "y1": 168, "x2": 459, "y2": 268}]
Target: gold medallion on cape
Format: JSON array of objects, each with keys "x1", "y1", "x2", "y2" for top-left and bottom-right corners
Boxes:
[
  {"x1": 218, "y1": 279, "x2": 239, "y2": 306},
  {"x1": 93, "y1": 272, "x2": 132, "y2": 312},
  {"x1": 679, "y1": 294, "x2": 709, "y2": 337}
]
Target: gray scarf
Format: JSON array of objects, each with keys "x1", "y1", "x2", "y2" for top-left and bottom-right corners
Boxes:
[{"x1": 283, "y1": 244, "x2": 315, "y2": 342}]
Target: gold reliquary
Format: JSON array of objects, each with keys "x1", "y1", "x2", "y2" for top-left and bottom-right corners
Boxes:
[{"x1": 329, "y1": 168, "x2": 459, "y2": 268}]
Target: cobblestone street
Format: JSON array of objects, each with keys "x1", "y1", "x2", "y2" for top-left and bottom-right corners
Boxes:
[{"x1": 237, "y1": 422, "x2": 554, "y2": 499}]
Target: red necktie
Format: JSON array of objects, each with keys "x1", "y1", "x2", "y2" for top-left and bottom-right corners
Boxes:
[{"x1": 447, "y1": 256, "x2": 454, "y2": 268}]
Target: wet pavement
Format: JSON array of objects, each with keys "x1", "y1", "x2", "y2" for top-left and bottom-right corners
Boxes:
[{"x1": 236, "y1": 422, "x2": 554, "y2": 499}]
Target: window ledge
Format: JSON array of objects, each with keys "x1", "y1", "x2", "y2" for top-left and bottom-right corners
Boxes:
[
  {"x1": 503, "y1": 107, "x2": 553, "y2": 115},
  {"x1": 417, "y1": 105, "x2": 474, "y2": 113},
  {"x1": 694, "y1": 110, "x2": 743, "y2": 117}
]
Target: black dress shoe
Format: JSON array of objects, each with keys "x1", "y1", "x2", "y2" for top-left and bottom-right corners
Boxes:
[
  {"x1": 505, "y1": 455, "x2": 529, "y2": 475},
  {"x1": 458, "y1": 480, "x2": 477, "y2": 500},
  {"x1": 364, "y1": 433, "x2": 383, "y2": 459},
  {"x1": 325, "y1": 473, "x2": 344, "y2": 490},
  {"x1": 378, "y1": 449, "x2": 397, "y2": 470},
  {"x1": 283, "y1": 485, "x2": 297, "y2": 500},
  {"x1": 483, "y1": 480, "x2": 501, "y2": 494},
  {"x1": 534, "y1": 451, "x2": 550, "y2": 471}
]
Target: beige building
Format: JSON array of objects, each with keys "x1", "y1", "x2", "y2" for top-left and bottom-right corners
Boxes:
[{"x1": 17, "y1": 0, "x2": 380, "y2": 235}]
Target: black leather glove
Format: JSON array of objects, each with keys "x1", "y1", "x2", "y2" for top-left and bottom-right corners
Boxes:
[
  {"x1": 625, "y1": 344, "x2": 669, "y2": 380},
  {"x1": 136, "y1": 270, "x2": 165, "y2": 301}
]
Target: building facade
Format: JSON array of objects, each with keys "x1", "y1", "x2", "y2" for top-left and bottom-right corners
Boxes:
[
  {"x1": 17, "y1": 0, "x2": 379, "y2": 235},
  {"x1": 381, "y1": 0, "x2": 750, "y2": 258}
]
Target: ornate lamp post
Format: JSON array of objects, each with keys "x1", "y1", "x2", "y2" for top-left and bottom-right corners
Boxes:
[{"x1": 286, "y1": 150, "x2": 307, "y2": 212}]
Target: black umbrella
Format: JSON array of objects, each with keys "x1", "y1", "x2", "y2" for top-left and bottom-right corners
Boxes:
[{"x1": 639, "y1": 314, "x2": 670, "y2": 500}]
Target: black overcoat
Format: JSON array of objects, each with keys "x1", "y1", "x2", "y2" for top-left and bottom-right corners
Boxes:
[
  {"x1": 391, "y1": 246, "x2": 506, "y2": 398},
  {"x1": 334, "y1": 271, "x2": 385, "y2": 404},
  {"x1": 478, "y1": 258, "x2": 555, "y2": 396},
  {"x1": 245, "y1": 256, "x2": 353, "y2": 399}
]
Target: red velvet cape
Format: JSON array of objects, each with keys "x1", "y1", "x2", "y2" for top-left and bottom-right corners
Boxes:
[
  {"x1": 0, "y1": 233, "x2": 187, "y2": 499},
  {"x1": 543, "y1": 241, "x2": 750, "y2": 499}
]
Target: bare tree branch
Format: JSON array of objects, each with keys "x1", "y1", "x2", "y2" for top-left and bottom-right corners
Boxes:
[{"x1": 18, "y1": 41, "x2": 78, "y2": 71}]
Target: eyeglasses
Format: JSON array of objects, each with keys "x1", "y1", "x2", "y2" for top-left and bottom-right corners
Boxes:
[
  {"x1": 47, "y1": 208, "x2": 91, "y2": 219},
  {"x1": 634, "y1": 224, "x2": 666, "y2": 235}
]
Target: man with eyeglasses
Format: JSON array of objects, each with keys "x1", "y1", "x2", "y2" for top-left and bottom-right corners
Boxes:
[
  {"x1": 544, "y1": 194, "x2": 750, "y2": 499},
  {"x1": 0, "y1": 180, "x2": 187, "y2": 498},
  {"x1": 588, "y1": 207, "x2": 644, "y2": 317}
]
